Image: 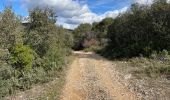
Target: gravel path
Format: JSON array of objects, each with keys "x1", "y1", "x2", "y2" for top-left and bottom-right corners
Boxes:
[{"x1": 61, "y1": 51, "x2": 137, "y2": 100}]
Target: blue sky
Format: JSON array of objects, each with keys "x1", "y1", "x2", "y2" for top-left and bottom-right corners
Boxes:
[
  {"x1": 0, "y1": 0, "x2": 148, "y2": 29},
  {"x1": 0, "y1": 0, "x2": 131, "y2": 16},
  {"x1": 0, "y1": 0, "x2": 26, "y2": 16},
  {"x1": 87, "y1": 0, "x2": 132, "y2": 14}
]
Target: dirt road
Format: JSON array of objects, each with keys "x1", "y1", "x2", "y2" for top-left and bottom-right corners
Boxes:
[{"x1": 61, "y1": 51, "x2": 137, "y2": 100}]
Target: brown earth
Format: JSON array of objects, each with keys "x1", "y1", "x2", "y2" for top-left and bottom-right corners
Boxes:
[{"x1": 61, "y1": 51, "x2": 138, "y2": 100}]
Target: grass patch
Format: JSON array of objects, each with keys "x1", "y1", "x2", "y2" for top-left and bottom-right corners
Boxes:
[
  {"x1": 36, "y1": 55, "x2": 75, "y2": 100},
  {"x1": 103, "y1": 50, "x2": 170, "y2": 79},
  {"x1": 128, "y1": 56, "x2": 170, "y2": 78},
  {"x1": 36, "y1": 71, "x2": 65, "y2": 100}
]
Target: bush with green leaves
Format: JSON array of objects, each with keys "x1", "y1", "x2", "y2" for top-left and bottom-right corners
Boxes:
[
  {"x1": 72, "y1": 18, "x2": 114, "y2": 51},
  {"x1": 72, "y1": 23, "x2": 93, "y2": 50},
  {"x1": 129, "y1": 50, "x2": 170, "y2": 78},
  {"x1": 151, "y1": 50, "x2": 170, "y2": 63},
  {"x1": 9, "y1": 44, "x2": 35, "y2": 71},
  {"x1": 0, "y1": 7, "x2": 23, "y2": 49},
  {"x1": 25, "y1": 8, "x2": 73, "y2": 70},
  {"x1": 104, "y1": 0, "x2": 170, "y2": 58},
  {"x1": 0, "y1": 7, "x2": 73, "y2": 98},
  {"x1": 0, "y1": 61, "x2": 15, "y2": 98}
]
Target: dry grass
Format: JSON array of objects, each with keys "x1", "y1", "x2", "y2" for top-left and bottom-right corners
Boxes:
[{"x1": 113, "y1": 57, "x2": 170, "y2": 100}]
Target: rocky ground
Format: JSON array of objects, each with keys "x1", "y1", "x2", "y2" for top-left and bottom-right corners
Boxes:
[
  {"x1": 61, "y1": 52, "x2": 137, "y2": 100},
  {"x1": 114, "y1": 61, "x2": 170, "y2": 100}
]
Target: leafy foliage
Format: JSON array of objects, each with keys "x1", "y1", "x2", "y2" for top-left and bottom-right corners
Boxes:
[
  {"x1": 72, "y1": 18, "x2": 114, "y2": 50},
  {"x1": 9, "y1": 44, "x2": 34, "y2": 71},
  {"x1": 104, "y1": 1, "x2": 170, "y2": 58},
  {"x1": 25, "y1": 8, "x2": 73, "y2": 70},
  {"x1": 0, "y1": 7, "x2": 73, "y2": 98},
  {"x1": 72, "y1": 23, "x2": 93, "y2": 50},
  {"x1": 92, "y1": 18, "x2": 114, "y2": 39},
  {"x1": 0, "y1": 7, "x2": 23, "y2": 49},
  {"x1": 25, "y1": 8, "x2": 58, "y2": 57},
  {"x1": 129, "y1": 51, "x2": 170, "y2": 78}
]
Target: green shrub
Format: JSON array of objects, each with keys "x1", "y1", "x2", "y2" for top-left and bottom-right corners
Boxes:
[
  {"x1": 45, "y1": 47, "x2": 65, "y2": 71},
  {"x1": 0, "y1": 7, "x2": 72, "y2": 99},
  {"x1": 0, "y1": 62, "x2": 15, "y2": 98},
  {"x1": 150, "y1": 50, "x2": 170, "y2": 63},
  {"x1": 130, "y1": 56, "x2": 170, "y2": 78},
  {"x1": 32, "y1": 67, "x2": 47, "y2": 83},
  {"x1": 104, "y1": 1, "x2": 170, "y2": 58},
  {"x1": 9, "y1": 44, "x2": 35, "y2": 71},
  {"x1": 84, "y1": 46, "x2": 102, "y2": 52}
]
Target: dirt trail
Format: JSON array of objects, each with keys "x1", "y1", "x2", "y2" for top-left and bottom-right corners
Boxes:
[{"x1": 61, "y1": 51, "x2": 137, "y2": 100}]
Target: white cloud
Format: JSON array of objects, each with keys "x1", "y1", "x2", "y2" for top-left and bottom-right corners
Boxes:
[
  {"x1": 20, "y1": 0, "x2": 128, "y2": 29},
  {"x1": 133, "y1": 0, "x2": 170, "y2": 5},
  {"x1": 133, "y1": 0, "x2": 154, "y2": 4},
  {"x1": 59, "y1": 6, "x2": 128, "y2": 29}
]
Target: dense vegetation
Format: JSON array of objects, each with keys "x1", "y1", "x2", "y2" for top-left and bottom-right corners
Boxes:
[
  {"x1": 72, "y1": 18, "x2": 114, "y2": 51},
  {"x1": 72, "y1": 0, "x2": 170, "y2": 77},
  {"x1": 105, "y1": 0, "x2": 170, "y2": 58},
  {"x1": 103, "y1": 0, "x2": 170, "y2": 77},
  {"x1": 0, "y1": 7, "x2": 73, "y2": 98}
]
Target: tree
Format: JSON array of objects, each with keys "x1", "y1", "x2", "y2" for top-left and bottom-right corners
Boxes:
[
  {"x1": 72, "y1": 23, "x2": 93, "y2": 50},
  {"x1": 0, "y1": 7, "x2": 23, "y2": 49},
  {"x1": 25, "y1": 8, "x2": 58, "y2": 57},
  {"x1": 92, "y1": 18, "x2": 114, "y2": 46},
  {"x1": 93, "y1": 18, "x2": 114, "y2": 39},
  {"x1": 105, "y1": 0, "x2": 170, "y2": 58},
  {"x1": 25, "y1": 7, "x2": 73, "y2": 70},
  {"x1": 151, "y1": 0, "x2": 170, "y2": 51}
]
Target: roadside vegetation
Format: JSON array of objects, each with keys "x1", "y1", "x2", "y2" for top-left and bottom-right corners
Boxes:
[
  {"x1": 0, "y1": 7, "x2": 73, "y2": 98},
  {"x1": 0, "y1": 0, "x2": 170, "y2": 99},
  {"x1": 71, "y1": 1, "x2": 170, "y2": 99},
  {"x1": 72, "y1": 0, "x2": 170, "y2": 78}
]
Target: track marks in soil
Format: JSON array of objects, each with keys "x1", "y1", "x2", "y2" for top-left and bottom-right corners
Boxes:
[{"x1": 61, "y1": 52, "x2": 137, "y2": 100}]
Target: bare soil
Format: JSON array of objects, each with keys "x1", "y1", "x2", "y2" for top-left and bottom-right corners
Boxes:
[{"x1": 61, "y1": 51, "x2": 137, "y2": 100}]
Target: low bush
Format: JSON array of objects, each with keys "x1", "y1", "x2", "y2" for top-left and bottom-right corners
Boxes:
[
  {"x1": 9, "y1": 44, "x2": 35, "y2": 71},
  {"x1": 129, "y1": 51, "x2": 170, "y2": 78},
  {"x1": 84, "y1": 46, "x2": 102, "y2": 52}
]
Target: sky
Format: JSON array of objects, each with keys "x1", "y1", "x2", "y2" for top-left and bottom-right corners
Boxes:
[{"x1": 0, "y1": 0, "x2": 155, "y2": 29}]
